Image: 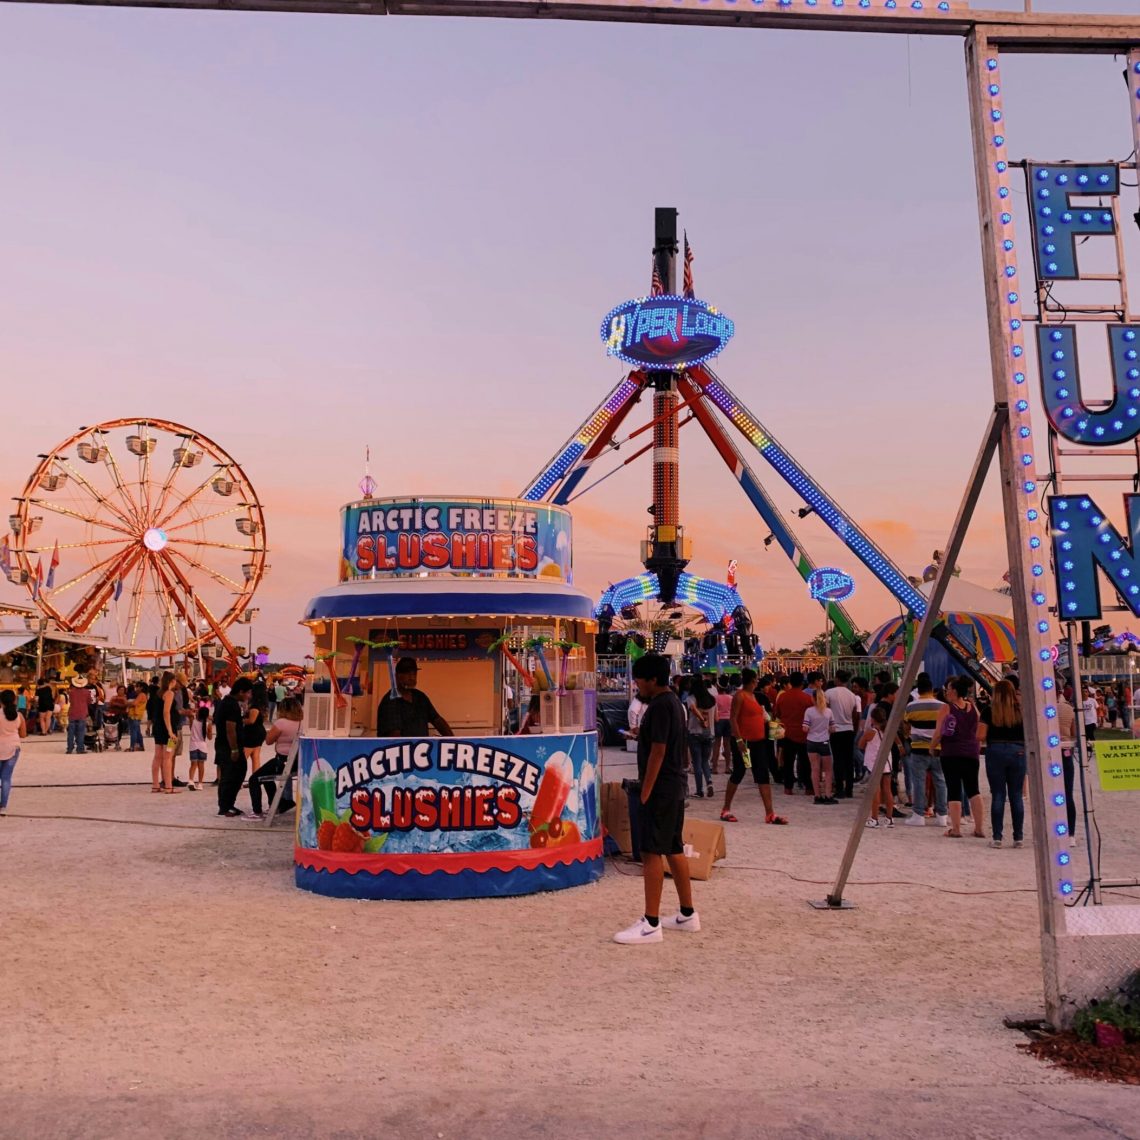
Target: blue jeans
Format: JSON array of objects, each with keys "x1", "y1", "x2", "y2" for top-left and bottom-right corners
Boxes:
[
  {"x1": 127, "y1": 717, "x2": 144, "y2": 750},
  {"x1": 986, "y1": 740, "x2": 1027, "y2": 842},
  {"x1": 906, "y1": 750, "x2": 948, "y2": 816},
  {"x1": 0, "y1": 748, "x2": 18, "y2": 808},
  {"x1": 688, "y1": 735, "x2": 713, "y2": 794},
  {"x1": 67, "y1": 718, "x2": 88, "y2": 753}
]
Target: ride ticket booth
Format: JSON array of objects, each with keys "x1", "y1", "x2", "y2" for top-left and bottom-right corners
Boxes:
[{"x1": 295, "y1": 496, "x2": 602, "y2": 900}]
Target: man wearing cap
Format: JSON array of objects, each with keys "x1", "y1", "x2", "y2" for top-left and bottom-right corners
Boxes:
[{"x1": 377, "y1": 658, "x2": 453, "y2": 737}]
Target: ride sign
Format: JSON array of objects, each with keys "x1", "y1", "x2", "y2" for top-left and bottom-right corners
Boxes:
[
  {"x1": 807, "y1": 567, "x2": 856, "y2": 603},
  {"x1": 601, "y1": 295, "x2": 734, "y2": 370}
]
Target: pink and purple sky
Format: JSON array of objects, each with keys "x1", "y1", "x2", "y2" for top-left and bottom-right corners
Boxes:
[{"x1": 0, "y1": 1, "x2": 1137, "y2": 660}]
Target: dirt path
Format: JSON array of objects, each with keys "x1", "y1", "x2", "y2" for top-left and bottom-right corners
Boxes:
[{"x1": 3, "y1": 735, "x2": 1139, "y2": 1138}]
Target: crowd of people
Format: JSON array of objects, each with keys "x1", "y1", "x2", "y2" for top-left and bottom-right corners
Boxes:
[
  {"x1": 1, "y1": 669, "x2": 301, "y2": 821},
  {"x1": 624, "y1": 665, "x2": 1085, "y2": 847}
]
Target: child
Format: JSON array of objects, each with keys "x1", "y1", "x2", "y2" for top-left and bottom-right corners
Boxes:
[
  {"x1": 188, "y1": 697, "x2": 212, "y2": 791},
  {"x1": 863, "y1": 705, "x2": 895, "y2": 829},
  {"x1": 517, "y1": 694, "x2": 541, "y2": 735}
]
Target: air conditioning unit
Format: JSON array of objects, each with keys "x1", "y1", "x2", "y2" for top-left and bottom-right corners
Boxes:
[{"x1": 303, "y1": 693, "x2": 352, "y2": 737}]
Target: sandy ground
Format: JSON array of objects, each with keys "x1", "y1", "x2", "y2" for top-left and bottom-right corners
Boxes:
[{"x1": 3, "y1": 734, "x2": 1140, "y2": 1139}]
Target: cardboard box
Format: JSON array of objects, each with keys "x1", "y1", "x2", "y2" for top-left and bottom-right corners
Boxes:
[
  {"x1": 667, "y1": 818, "x2": 727, "y2": 881},
  {"x1": 601, "y1": 781, "x2": 633, "y2": 855}
]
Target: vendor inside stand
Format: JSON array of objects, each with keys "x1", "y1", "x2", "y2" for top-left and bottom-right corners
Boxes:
[{"x1": 376, "y1": 656, "x2": 454, "y2": 737}]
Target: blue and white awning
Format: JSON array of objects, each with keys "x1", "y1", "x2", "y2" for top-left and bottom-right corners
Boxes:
[{"x1": 303, "y1": 577, "x2": 596, "y2": 622}]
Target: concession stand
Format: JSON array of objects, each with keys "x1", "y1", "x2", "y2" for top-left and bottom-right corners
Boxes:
[{"x1": 295, "y1": 495, "x2": 602, "y2": 900}]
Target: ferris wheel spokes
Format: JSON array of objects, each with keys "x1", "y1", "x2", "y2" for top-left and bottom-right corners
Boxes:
[
  {"x1": 53, "y1": 454, "x2": 139, "y2": 532},
  {"x1": 97, "y1": 442, "x2": 147, "y2": 529},
  {"x1": 48, "y1": 545, "x2": 139, "y2": 601},
  {"x1": 165, "y1": 545, "x2": 245, "y2": 592},
  {"x1": 152, "y1": 550, "x2": 240, "y2": 660},
  {"x1": 153, "y1": 464, "x2": 231, "y2": 533},
  {"x1": 28, "y1": 496, "x2": 135, "y2": 537},
  {"x1": 149, "y1": 432, "x2": 196, "y2": 524}
]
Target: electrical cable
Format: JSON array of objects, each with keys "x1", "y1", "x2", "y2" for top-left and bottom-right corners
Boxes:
[
  {"x1": 5, "y1": 810, "x2": 280, "y2": 833},
  {"x1": 605, "y1": 854, "x2": 1035, "y2": 896}
]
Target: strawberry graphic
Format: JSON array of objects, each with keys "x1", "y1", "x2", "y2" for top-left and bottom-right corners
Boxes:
[
  {"x1": 331, "y1": 821, "x2": 365, "y2": 854},
  {"x1": 317, "y1": 820, "x2": 337, "y2": 851}
]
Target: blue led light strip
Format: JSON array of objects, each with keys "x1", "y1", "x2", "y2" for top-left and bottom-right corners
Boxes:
[
  {"x1": 975, "y1": 50, "x2": 1071, "y2": 900},
  {"x1": 596, "y1": 570, "x2": 746, "y2": 627},
  {"x1": 692, "y1": 365, "x2": 928, "y2": 617},
  {"x1": 520, "y1": 376, "x2": 642, "y2": 502}
]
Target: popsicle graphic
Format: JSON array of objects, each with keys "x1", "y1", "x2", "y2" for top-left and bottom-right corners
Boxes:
[
  {"x1": 579, "y1": 760, "x2": 598, "y2": 838},
  {"x1": 309, "y1": 757, "x2": 338, "y2": 821},
  {"x1": 530, "y1": 751, "x2": 573, "y2": 830}
]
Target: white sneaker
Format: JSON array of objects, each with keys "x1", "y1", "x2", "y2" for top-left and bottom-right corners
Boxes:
[
  {"x1": 935, "y1": 815, "x2": 950, "y2": 827},
  {"x1": 884, "y1": 817, "x2": 894, "y2": 828},
  {"x1": 613, "y1": 917, "x2": 664, "y2": 945},
  {"x1": 903, "y1": 814, "x2": 927, "y2": 827},
  {"x1": 864, "y1": 818, "x2": 879, "y2": 828},
  {"x1": 661, "y1": 911, "x2": 701, "y2": 933}
]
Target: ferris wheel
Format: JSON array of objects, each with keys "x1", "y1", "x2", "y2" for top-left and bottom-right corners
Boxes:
[{"x1": 8, "y1": 418, "x2": 268, "y2": 661}]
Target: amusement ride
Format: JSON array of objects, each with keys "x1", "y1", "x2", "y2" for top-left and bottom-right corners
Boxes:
[
  {"x1": 7, "y1": 418, "x2": 267, "y2": 664},
  {"x1": 522, "y1": 209, "x2": 1001, "y2": 685}
]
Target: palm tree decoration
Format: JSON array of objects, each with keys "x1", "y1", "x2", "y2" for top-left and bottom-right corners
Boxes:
[
  {"x1": 346, "y1": 635, "x2": 401, "y2": 697},
  {"x1": 552, "y1": 639, "x2": 583, "y2": 692},
  {"x1": 487, "y1": 634, "x2": 533, "y2": 687},
  {"x1": 315, "y1": 651, "x2": 347, "y2": 710},
  {"x1": 525, "y1": 636, "x2": 556, "y2": 691}
]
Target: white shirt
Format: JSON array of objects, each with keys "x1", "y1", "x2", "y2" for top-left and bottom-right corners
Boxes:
[
  {"x1": 1083, "y1": 697, "x2": 1098, "y2": 727},
  {"x1": 628, "y1": 696, "x2": 647, "y2": 731},
  {"x1": 826, "y1": 686, "x2": 860, "y2": 732}
]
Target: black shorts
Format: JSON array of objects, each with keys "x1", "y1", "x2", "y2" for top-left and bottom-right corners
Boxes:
[
  {"x1": 637, "y1": 796, "x2": 685, "y2": 856},
  {"x1": 729, "y1": 738, "x2": 770, "y2": 786},
  {"x1": 152, "y1": 723, "x2": 170, "y2": 746}
]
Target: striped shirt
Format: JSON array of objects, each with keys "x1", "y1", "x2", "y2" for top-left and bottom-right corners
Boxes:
[{"x1": 905, "y1": 697, "x2": 945, "y2": 754}]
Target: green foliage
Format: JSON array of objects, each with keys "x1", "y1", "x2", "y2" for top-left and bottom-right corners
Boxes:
[{"x1": 1072, "y1": 972, "x2": 1140, "y2": 1043}]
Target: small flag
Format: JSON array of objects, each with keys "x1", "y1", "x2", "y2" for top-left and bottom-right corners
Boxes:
[
  {"x1": 46, "y1": 540, "x2": 59, "y2": 589},
  {"x1": 683, "y1": 232, "x2": 695, "y2": 299},
  {"x1": 113, "y1": 576, "x2": 123, "y2": 602},
  {"x1": 0, "y1": 535, "x2": 9, "y2": 579},
  {"x1": 32, "y1": 557, "x2": 43, "y2": 600},
  {"x1": 650, "y1": 258, "x2": 664, "y2": 297}
]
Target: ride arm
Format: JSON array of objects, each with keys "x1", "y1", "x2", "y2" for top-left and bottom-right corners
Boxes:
[
  {"x1": 679, "y1": 373, "x2": 864, "y2": 652},
  {"x1": 520, "y1": 372, "x2": 647, "y2": 503}
]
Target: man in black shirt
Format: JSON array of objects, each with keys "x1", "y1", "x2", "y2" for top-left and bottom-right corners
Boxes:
[
  {"x1": 216, "y1": 676, "x2": 253, "y2": 817},
  {"x1": 614, "y1": 653, "x2": 700, "y2": 945},
  {"x1": 376, "y1": 658, "x2": 453, "y2": 737}
]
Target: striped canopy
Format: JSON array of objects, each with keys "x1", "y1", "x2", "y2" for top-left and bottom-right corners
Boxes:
[{"x1": 867, "y1": 612, "x2": 1018, "y2": 662}]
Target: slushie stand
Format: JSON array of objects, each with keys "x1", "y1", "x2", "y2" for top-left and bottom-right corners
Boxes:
[{"x1": 296, "y1": 496, "x2": 602, "y2": 900}]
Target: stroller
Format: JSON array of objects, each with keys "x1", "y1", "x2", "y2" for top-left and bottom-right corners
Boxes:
[
  {"x1": 84, "y1": 703, "x2": 106, "y2": 753},
  {"x1": 102, "y1": 712, "x2": 122, "y2": 751}
]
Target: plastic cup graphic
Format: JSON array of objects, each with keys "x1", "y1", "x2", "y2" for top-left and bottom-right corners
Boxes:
[
  {"x1": 580, "y1": 760, "x2": 598, "y2": 838},
  {"x1": 309, "y1": 757, "x2": 337, "y2": 820},
  {"x1": 531, "y1": 751, "x2": 573, "y2": 828}
]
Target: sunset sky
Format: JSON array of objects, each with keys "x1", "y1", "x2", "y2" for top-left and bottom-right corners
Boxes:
[{"x1": 0, "y1": 1, "x2": 1137, "y2": 662}]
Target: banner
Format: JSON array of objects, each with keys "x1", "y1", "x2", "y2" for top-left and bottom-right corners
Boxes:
[
  {"x1": 296, "y1": 733, "x2": 599, "y2": 860},
  {"x1": 340, "y1": 497, "x2": 572, "y2": 583}
]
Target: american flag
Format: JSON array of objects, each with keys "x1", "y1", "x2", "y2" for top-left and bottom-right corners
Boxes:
[
  {"x1": 650, "y1": 257, "x2": 664, "y2": 297},
  {"x1": 32, "y1": 557, "x2": 43, "y2": 600},
  {"x1": 46, "y1": 540, "x2": 59, "y2": 589},
  {"x1": 683, "y1": 232, "x2": 695, "y2": 299}
]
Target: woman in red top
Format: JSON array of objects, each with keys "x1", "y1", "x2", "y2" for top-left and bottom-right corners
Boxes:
[{"x1": 720, "y1": 669, "x2": 788, "y2": 825}]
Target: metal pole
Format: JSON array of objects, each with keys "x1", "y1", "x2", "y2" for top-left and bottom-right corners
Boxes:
[
  {"x1": 34, "y1": 618, "x2": 45, "y2": 682},
  {"x1": 814, "y1": 406, "x2": 1007, "y2": 909},
  {"x1": 1066, "y1": 624, "x2": 1101, "y2": 904}
]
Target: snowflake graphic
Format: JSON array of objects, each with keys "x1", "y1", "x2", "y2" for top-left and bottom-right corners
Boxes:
[{"x1": 535, "y1": 746, "x2": 548, "y2": 761}]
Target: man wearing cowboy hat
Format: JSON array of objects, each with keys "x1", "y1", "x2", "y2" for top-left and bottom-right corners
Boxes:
[{"x1": 66, "y1": 674, "x2": 95, "y2": 755}]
